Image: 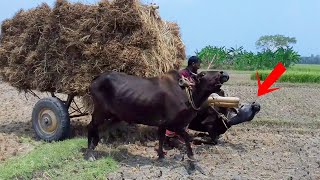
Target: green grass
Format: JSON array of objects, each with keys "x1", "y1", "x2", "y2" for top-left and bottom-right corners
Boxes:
[
  {"x1": 250, "y1": 64, "x2": 320, "y2": 83},
  {"x1": 0, "y1": 138, "x2": 118, "y2": 180},
  {"x1": 251, "y1": 70, "x2": 320, "y2": 83},
  {"x1": 186, "y1": 62, "x2": 320, "y2": 83}
]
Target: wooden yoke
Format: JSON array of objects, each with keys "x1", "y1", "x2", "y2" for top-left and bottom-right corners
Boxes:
[{"x1": 207, "y1": 93, "x2": 240, "y2": 108}]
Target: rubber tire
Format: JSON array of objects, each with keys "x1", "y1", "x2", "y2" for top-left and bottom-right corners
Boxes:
[{"x1": 32, "y1": 97, "x2": 70, "y2": 141}]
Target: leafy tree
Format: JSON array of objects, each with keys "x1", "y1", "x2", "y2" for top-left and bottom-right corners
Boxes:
[
  {"x1": 227, "y1": 46, "x2": 244, "y2": 56},
  {"x1": 274, "y1": 47, "x2": 300, "y2": 67},
  {"x1": 255, "y1": 34, "x2": 297, "y2": 51},
  {"x1": 196, "y1": 45, "x2": 228, "y2": 68},
  {"x1": 196, "y1": 44, "x2": 300, "y2": 70}
]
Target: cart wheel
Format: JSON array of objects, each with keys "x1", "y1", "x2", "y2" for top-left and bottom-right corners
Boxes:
[{"x1": 32, "y1": 97, "x2": 70, "y2": 141}]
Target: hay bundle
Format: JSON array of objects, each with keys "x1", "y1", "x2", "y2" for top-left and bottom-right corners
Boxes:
[{"x1": 0, "y1": 0, "x2": 185, "y2": 96}]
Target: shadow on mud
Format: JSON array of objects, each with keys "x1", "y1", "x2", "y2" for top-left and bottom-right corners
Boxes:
[
  {"x1": 0, "y1": 118, "x2": 157, "y2": 143},
  {"x1": 80, "y1": 145, "x2": 204, "y2": 175},
  {"x1": 72, "y1": 119, "x2": 248, "y2": 157},
  {"x1": 0, "y1": 118, "x2": 90, "y2": 140},
  {"x1": 74, "y1": 121, "x2": 249, "y2": 176},
  {"x1": 0, "y1": 119, "x2": 247, "y2": 154},
  {"x1": 218, "y1": 140, "x2": 247, "y2": 152},
  {"x1": 0, "y1": 121, "x2": 35, "y2": 138}
]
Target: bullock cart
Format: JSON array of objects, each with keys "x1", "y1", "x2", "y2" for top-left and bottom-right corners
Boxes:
[
  {"x1": 0, "y1": 0, "x2": 239, "y2": 143},
  {"x1": 0, "y1": 0, "x2": 185, "y2": 142}
]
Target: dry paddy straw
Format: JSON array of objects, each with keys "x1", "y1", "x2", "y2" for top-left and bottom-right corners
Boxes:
[{"x1": 0, "y1": 0, "x2": 185, "y2": 96}]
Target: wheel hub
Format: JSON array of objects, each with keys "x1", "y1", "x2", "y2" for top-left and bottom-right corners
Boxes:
[
  {"x1": 42, "y1": 115, "x2": 52, "y2": 126},
  {"x1": 38, "y1": 109, "x2": 58, "y2": 134}
]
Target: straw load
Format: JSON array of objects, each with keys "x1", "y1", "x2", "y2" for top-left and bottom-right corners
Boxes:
[{"x1": 0, "y1": 0, "x2": 186, "y2": 96}]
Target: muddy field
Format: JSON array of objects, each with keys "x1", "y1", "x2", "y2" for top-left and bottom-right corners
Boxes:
[{"x1": 0, "y1": 71, "x2": 320, "y2": 179}]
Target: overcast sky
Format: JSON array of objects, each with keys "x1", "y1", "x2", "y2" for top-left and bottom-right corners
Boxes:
[{"x1": 1, "y1": 0, "x2": 319, "y2": 56}]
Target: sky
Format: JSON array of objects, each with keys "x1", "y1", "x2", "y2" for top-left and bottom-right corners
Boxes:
[{"x1": 0, "y1": 0, "x2": 319, "y2": 56}]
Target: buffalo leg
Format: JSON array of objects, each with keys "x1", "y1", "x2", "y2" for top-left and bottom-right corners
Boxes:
[
  {"x1": 177, "y1": 130, "x2": 194, "y2": 160},
  {"x1": 176, "y1": 130, "x2": 196, "y2": 171},
  {"x1": 87, "y1": 109, "x2": 109, "y2": 151},
  {"x1": 156, "y1": 127, "x2": 166, "y2": 159},
  {"x1": 207, "y1": 126, "x2": 220, "y2": 145}
]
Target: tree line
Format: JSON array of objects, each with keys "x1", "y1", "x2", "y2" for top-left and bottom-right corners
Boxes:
[
  {"x1": 193, "y1": 34, "x2": 306, "y2": 70},
  {"x1": 299, "y1": 55, "x2": 320, "y2": 64}
]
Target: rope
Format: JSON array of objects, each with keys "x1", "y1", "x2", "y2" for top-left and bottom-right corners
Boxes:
[
  {"x1": 211, "y1": 106, "x2": 229, "y2": 130},
  {"x1": 185, "y1": 87, "x2": 201, "y2": 111},
  {"x1": 180, "y1": 76, "x2": 200, "y2": 111}
]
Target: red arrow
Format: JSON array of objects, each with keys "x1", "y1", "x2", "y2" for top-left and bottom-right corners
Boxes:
[{"x1": 256, "y1": 62, "x2": 286, "y2": 96}]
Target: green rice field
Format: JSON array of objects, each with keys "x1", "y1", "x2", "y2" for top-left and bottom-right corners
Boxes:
[{"x1": 251, "y1": 64, "x2": 320, "y2": 83}]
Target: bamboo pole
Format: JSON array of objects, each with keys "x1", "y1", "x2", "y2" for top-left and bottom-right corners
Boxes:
[
  {"x1": 207, "y1": 96, "x2": 240, "y2": 104},
  {"x1": 207, "y1": 96, "x2": 240, "y2": 108},
  {"x1": 210, "y1": 102, "x2": 239, "y2": 108}
]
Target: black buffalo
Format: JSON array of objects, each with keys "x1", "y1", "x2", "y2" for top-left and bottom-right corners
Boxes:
[
  {"x1": 187, "y1": 90, "x2": 261, "y2": 144},
  {"x1": 86, "y1": 70, "x2": 229, "y2": 163}
]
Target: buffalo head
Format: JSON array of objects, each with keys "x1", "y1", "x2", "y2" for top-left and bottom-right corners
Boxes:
[{"x1": 228, "y1": 101, "x2": 261, "y2": 126}]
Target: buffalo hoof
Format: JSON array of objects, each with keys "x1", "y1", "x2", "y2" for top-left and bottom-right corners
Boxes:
[
  {"x1": 157, "y1": 153, "x2": 166, "y2": 162},
  {"x1": 88, "y1": 156, "x2": 96, "y2": 162},
  {"x1": 192, "y1": 136, "x2": 217, "y2": 145},
  {"x1": 182, "y1": 155, "x2": 197, "y2": 162},
  {"x1": 84, "y1": 149, "x2": 96, "y2": 161},
  {"x1": 157, "y1": 156, "x2": 165, "y2": 162},
  {"x1": 188, "y1": 162, "x2": 196, "y2": 172},
  {"x1": 187, "y1": 155, "x2": 196, "y2": 162},
  {"x1": 186, "y1": 159, "x2": 196, "y2": 174},
  {"x1": 154, "y1": 148, "x2": 167, "y2": 160}
]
